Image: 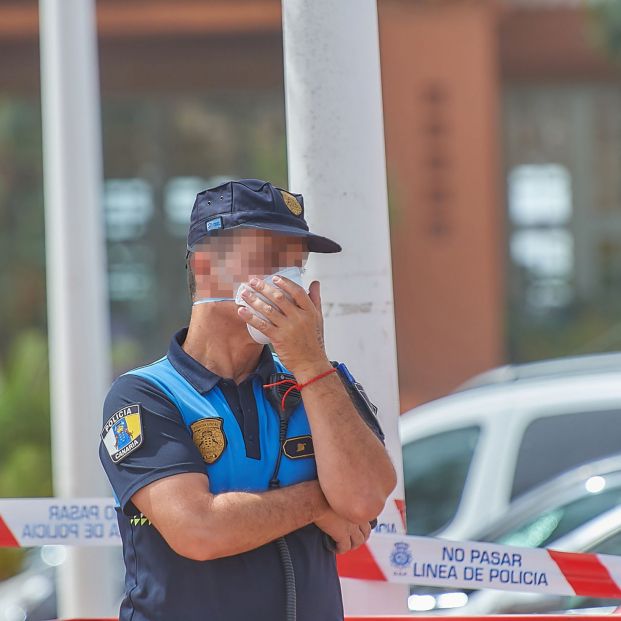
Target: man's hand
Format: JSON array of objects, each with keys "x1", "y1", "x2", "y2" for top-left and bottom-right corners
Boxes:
[
  {"x1": 237, "y1": 275, "x2": 328, "y2": 375},
  {"x1": 315, "y1": 507, "x2": 372, "y2": 555},
  {"x1": 238, "y1": 272, "x2": 397, "y2": 524}
]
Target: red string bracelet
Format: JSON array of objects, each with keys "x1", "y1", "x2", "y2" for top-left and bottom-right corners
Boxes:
[{"x1": 263, "y1": 367, "x2": 337, "y2": 411}]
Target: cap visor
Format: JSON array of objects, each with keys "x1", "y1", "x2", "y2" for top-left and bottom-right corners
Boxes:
[{"x1": 229, "y1": 223, "x2": 342, "y2": 253}]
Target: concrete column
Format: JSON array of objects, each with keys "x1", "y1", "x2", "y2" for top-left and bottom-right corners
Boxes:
[
  {"x1": 282, "y1": 0, "x2": 407, "y2": 613},
  {"x1": 39, "y1": 0, "x2": 116, "y2": 616}
]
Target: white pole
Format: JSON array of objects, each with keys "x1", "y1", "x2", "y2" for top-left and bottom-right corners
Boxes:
[
  {"x1": 282, "y1": 0, "x2": 407, "y2": 614},
  {"x1": 39, "y1": 0, "x2": 116, "y2": 616}
]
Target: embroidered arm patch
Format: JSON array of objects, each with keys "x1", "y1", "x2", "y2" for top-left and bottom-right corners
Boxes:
[{"x1": 101, "y1": 404, "x2": 144, "y2": 463}]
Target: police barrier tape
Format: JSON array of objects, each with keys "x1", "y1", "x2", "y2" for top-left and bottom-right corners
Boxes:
[
  {"x1": 0, "y1": 496, "x2": 406, "y2": 545},
  {"x1": 0, "y1": 498, "x2": 120, "y2": 546},
  {"x1": 344, "y1": 618, "x2": 621, "y2": 620},
  {"x1": 336, "y1": 533, "x2": 621, "y2": 599},
  {"x1": 2, "y1": 498, "x2": 621, "y2": 599}
]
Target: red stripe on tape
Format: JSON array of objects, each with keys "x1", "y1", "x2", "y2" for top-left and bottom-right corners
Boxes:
[
  {"x1": 394, "y1": 499, "x2": 406, "y2": 530},
  {"x1": 0, "y1": 515, "x2": 19, "y2": 547},
  {"x1": 549, "y1": 549, "x2": 621, "y2": 598},
  {"x1": 337, "y1": 543, "x2": 386, "y2": 581}
]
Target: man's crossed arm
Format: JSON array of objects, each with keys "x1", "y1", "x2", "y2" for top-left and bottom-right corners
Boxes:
[{"x1": 132, "y1": 474, "x2": 372, "y2": 560}]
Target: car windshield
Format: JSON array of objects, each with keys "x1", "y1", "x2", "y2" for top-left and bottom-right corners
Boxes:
[{"x1": 481, "y1": 480, "x2": 621, "y2": 549}]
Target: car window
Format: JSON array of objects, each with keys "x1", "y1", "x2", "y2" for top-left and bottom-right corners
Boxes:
[
  {"x1": 488, "y1": 484, "x2": 621, "y2": 548},
  {"x1": 512, "y1": 409, "x2": 621, "y2": 500},
  {"x1": 590, "y1": 528, "x2": 621, "y2": 556},
  {"x1": 403, "y1": 426, "x2": 480, "y2": 535}
]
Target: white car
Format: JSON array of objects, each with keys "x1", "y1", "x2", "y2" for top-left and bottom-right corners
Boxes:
[
  {"x1": 407, "y1": 456, "x2": 621, "y2": 614},
  {"x1": 460, "y1": 507, "x2": 621, "y2": 616},
  {"x1": 0, "y1": 547, "x2": 61, "y2": 621},
  {"x1": 0, "y1": 546, "x2": 124, "y2": 621},
  {"x1": 399, "y1": 352, "x2": 621, "y2": 541},
  {"x1": 410, "y1": 506, "x2": 621, "y2": 615}
]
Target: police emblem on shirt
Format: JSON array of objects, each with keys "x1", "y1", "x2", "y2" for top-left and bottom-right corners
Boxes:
[
  {"x1": 101, "y1": 404, "x2": 143, "y2": 463},
  {"x1": 191, "y1": 417, "x2": 227, "y2": 464},
  {"x1": 283, "y1": 435, "x2": 314, "y2": 459},
  {"x1": 280, "y1": 190, "x2": 303, "y2": 217}
]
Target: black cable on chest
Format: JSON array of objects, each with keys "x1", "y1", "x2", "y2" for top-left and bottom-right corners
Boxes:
[
  {"x1": 264, "y1": 372, "x2": 302, "y2": 489},
  {"x1": 263, "y1": 372, "x2": 303, "y2": 621}
]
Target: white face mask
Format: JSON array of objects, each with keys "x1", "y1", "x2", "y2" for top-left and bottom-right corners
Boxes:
[{"x1": 234, "y1": 266, "x2": 305, "y2": 345}]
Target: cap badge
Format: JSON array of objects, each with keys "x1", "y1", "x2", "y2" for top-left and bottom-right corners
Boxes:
[{"x1": 281, "y1": 191, "x2": 303, "y2": 217}]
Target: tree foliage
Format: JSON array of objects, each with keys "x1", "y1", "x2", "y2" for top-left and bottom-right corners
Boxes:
[
  {"x1": 587, "y1": 0, "x2": 621, "y2": 64},
  {"x1": 0, "y1": 330, "x2": 52, "y2": 578}
]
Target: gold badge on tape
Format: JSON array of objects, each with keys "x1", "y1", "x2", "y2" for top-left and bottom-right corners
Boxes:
[
  {"x1": 191, "y1": 417, "x2": 227, "y2": 464},
  {"x1": 281, "y1": 191, "x2": 303, "y2": 217}
]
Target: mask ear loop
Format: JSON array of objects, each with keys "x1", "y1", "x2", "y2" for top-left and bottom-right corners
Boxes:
[
  {"x1": 192, "y1": 297, "x2": 235, "y2": 305},
  {"x1": 187, "y1": 248, "x2": 239, "y2": 305}
]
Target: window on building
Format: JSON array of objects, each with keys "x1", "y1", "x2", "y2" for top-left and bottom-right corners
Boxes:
[{"x1": 508, "y1": 164, "x2": 574, "y2": 312}]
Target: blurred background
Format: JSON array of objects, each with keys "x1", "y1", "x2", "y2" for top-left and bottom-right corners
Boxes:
[{"x1": 4, "y1": 0, "x2": 621, "y2": 617}]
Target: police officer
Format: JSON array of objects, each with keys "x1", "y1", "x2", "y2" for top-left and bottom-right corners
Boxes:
[{"x1": 99, "y1": 179, "x2": 397, "y2": 621}]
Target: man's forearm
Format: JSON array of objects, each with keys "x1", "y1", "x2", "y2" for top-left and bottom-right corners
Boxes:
[
  {"x1": 237, "y1": 275, "x2": 397, "y2": 522},
  {"x1": 294, "y1": 362, "x2": 397, "y2": 523},
  {"x1": 191, "y1": 480, "x2": 329, "y2": 560}
]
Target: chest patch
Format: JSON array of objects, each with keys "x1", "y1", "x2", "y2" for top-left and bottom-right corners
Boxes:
[
  {"x1": 283, "y1": 435, "x2": 314, "y2": 459},
  {"x1": 101, "y1": 404, "x2": 143, "y2": 463},
  {"x1": 191, "y1": 417, "x2": 227, "y2": 464}
]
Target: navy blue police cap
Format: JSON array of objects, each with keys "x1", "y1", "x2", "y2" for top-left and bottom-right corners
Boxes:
[{"x1": 187, "y1": 178, "x2": 342, "y2": 253}]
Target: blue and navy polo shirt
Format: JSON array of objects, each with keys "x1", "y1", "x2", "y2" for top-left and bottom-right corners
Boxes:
[{"x1": 99, "y1": 327, "x2": 384, "y2": 621}]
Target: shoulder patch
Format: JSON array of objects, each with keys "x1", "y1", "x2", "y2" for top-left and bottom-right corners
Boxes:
[
  {"x1": 283, "y1": 435, "x2": 314, "y2": 459},
  {"x1": 101, "y1": 404, "x2": 144, "y2": 463}
]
